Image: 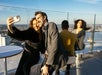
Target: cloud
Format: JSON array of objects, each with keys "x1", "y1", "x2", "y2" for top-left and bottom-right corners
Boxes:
[
  {"x1": 75, "y1": 0, "x2": 102, "y2": 4},
  {"x1": 0, "y1": 5, "x2": 5, "y2": 10},
  {"x1": 0, "y1": 4, "x2": 24, "y2": 12},
  {"x1": 0, "y1": 5, "x2": 14, "y2": 12}
]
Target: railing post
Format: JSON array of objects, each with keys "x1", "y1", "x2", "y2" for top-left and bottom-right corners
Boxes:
[
  {"x1": 76, "y1": 53, "x2": 82, "y2": 75},
  {"x1": 90, "y1": 14, "x2": 96, "y2": 53},
  {"x1": 67, "y1": 12, "x2": 69, "y2": 20}
]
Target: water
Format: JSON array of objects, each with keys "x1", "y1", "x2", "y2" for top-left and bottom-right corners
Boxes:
[{"x1": 85, "y1": 32, "x2": 102, "y2": 42}]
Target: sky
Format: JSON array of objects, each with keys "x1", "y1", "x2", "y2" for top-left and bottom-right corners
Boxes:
[{"x1": 0, "y1": 0, "x2": 102, "y2": 24}]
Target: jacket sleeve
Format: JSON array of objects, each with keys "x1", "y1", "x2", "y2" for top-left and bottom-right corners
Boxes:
[
  {"x1": 46, "y1": 22, "x2": 59, "y2": 65},
  {"x1": 7, "y1": 26, "x2": 29, "y2": 41}
]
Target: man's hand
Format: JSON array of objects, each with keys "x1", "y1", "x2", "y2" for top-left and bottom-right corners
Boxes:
[{"x1": 41, "y1": 65, "x2": 49, "y2": 75}]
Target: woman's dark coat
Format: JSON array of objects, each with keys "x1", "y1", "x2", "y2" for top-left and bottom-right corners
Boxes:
[{"x1": 8, "y1": 26, "x2": 44, "y2": 75}]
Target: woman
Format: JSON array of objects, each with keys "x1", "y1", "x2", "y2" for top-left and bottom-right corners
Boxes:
[
  {"x1": 7, "y1": 17, "x2": 45, "y2": 75},
  {"x1": 72, "y1": 19, "x2": 91, "y2": 75},
  {"x1": 72, "y1": 19, "x2": 90, "y2": 51}
]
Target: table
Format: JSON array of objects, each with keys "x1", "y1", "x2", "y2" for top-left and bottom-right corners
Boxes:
[{"x1": 0, "y1": 46, "x2": 23, "y2": 75}]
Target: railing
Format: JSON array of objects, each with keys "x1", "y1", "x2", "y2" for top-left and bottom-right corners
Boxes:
[{"x1": 0, "y1": 5, "x2": 102, "y2": 75}]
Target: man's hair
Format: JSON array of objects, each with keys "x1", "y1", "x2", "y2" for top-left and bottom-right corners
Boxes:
[
  {"x1": 61, "y1": 20, "x2": 69, "y2": 29},
  {"x1": 35, "y1": 11, "x2": 48, "y2": 22}
]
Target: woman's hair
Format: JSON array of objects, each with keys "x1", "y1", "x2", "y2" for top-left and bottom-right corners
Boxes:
[
  {"x1": 30, "y1": 17, "x2": 36, "y2": 27},
  {"x1": 73, "y1": 19, "x2": 90, "y2": 30}
]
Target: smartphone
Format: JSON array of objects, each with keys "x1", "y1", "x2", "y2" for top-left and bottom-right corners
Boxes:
[{"x1": 13, "y1": 15, "x2": 21, "y2": 23}]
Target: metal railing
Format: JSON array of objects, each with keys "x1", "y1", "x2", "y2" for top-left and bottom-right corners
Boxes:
[{"x1": 0, "y1": 5, "x2": 102, "y2": 75}]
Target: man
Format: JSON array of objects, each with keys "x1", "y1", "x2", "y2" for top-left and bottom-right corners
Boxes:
[
  {"x1": 60, "y1": 20, "x2": 76, "y2": 75},
  {"x1": 35, "y1": 11, "x2": 66, "y2": 75}
]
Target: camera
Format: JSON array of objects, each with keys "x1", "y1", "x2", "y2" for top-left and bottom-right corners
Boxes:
[{"x1": 13, "y1": 15, "x2": 21, "y2": 23}]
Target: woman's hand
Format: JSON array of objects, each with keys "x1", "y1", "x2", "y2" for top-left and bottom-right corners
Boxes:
[
  {"x1": 7, "y1": 17, "x2": 14, "y2": 33},
  {"x1": 7, "y1": 17, "x2": 14, "y2": 26}
]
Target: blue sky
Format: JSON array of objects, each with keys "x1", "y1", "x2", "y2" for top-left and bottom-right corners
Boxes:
[
  {"x1": 0, "y1": 0, "x2": 102, "y2": 13},
  {"x1": 0, "y1": 0, "x2": 102, "y2": 24}
]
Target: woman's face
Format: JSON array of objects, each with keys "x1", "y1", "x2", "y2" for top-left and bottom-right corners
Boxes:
[
  {"x1": 77, "y1": 20, "x2": 82, "y2": 28},
  {"x1": 32, "y1": 19, "x2": 40, "y2": 31}
]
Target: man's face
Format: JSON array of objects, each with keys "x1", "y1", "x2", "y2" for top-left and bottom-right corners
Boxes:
[{"x1": 35, "y1": 14, "x2": 45, "y2": 28}]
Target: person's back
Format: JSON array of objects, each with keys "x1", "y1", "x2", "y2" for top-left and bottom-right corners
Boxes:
[
  {"x1": 60, "y1": 20, "x2": 76, "y2": 56},
  {"x1": 59, "y1": 20, "x2": 76, "y2": 75},
  {"x1": 60, "y1": 30, "x2": 76, "y2": 56}
]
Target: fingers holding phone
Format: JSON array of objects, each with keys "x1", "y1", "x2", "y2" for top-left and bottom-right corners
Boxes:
[
  {"x1": 7, "y1": 17, "x2": 14, "y2": 26},
  {"x1": 7, "y1": 16, "x2": 21, "y2": 33},
  {"x1": 7, "y1": 15, "x2": 21, "y2": 26}
]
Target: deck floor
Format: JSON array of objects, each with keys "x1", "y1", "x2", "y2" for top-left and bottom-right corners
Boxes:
[
  {"x1": 0, "y1": 49, "x2": 102, "y2": 75},
  {"x1": 70, "y1": 51, "x2": 102, "y2": 75}
]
